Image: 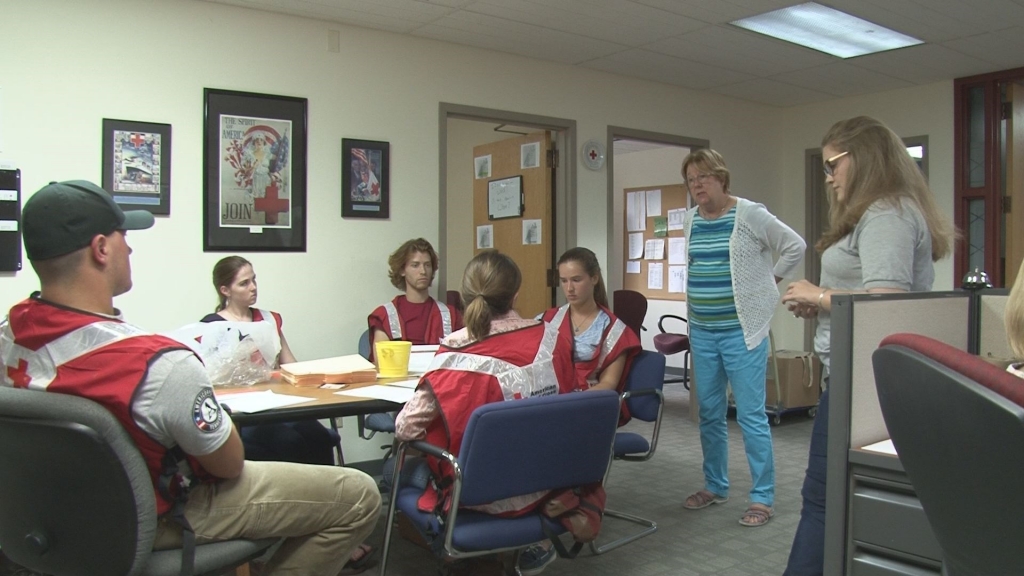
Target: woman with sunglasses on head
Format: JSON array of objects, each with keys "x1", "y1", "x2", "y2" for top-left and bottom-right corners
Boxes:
[
  {"x1": 680, "y1": 148, "x2": 806, "y2": 529},
  {"x1": 781, "y1": 116, "x2": 956, "y2": 575}
]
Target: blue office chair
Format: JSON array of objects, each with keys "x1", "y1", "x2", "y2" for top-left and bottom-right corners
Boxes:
[
  {"x1": 590, "y1": 350, "x2": 666, "y2": 554},
  {"x1": 378, "y1": 390, "x2": 620, "y2": 575},
  {"x1": 0, "y1": 385, "x2": 277, "y2": 576},
  {"x1": 356, "y1": 329, "x2": 397, "y2": 443}
]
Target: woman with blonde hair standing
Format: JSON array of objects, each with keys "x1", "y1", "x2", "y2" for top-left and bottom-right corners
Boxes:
[
  {"x1": 1005, "y1": 259, "x2": 1024, "y2": 378},
  {"x1": 782, "y1": 116, "x2": 956, "y2": 575}
]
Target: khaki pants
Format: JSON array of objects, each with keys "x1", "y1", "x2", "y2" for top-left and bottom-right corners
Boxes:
[{"x1": 154, "y1": 460, "x2": 381, "y2": 575}]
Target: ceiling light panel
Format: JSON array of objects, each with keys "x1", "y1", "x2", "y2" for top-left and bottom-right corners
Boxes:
[{"x1": 731, "y1": 2, "x2": 923, "y2": 58}]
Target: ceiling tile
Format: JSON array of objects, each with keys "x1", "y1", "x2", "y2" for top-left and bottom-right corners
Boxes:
[
  {"x1": 942, "y1": 27, "x2": 1024, "y2": 69},
  {"x1": 581, "y1": 49, "x2": 753, "y2": 90},
  {"x1": 850, "y1": 43, "x2": 1002, "y2": 84},
  {"x1": 462, "y1": 0, "x2": 704, "y2": 46},
  {"x1": 772, "y1": 62, "x2": 914, "y2": 97},
  {"x1": 707, "y1": 77, "x2": 835, "y2": 107},
  {"x1": 646, "y1": 25, "x2": 834, "y2": 77},
  {"x1": 630, "y1": 0, "x2": 796, "y2": 24},
  {"x1": 412, "y1": 11, "x2": 628, "y2": 64}
]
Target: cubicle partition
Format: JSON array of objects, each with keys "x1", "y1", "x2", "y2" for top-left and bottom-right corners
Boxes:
[
  {"x1": 974, "y1": 289, "x2": 1011, "y2": 359},
  {"x1": 824, "y1": 292, "x2": 971, "y2": 576}
]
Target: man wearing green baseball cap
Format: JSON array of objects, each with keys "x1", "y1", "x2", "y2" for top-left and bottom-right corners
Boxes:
[{"x1": 2, "y1": 181, "x2": 381, "y2": 575}]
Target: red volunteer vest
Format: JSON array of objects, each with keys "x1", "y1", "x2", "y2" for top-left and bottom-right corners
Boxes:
[
  {"x1": 0, "y1": 297, "x2": 215, "y2": 515},
  {"x1": 416, "y1": 320, "x2": 575, "y2": 516},
  {"x1": 367, "y1": 296, "x2": 462, "y2": 359},
  {"x1": 542, "y1": 304, "x2": 641, "y2": 425}
]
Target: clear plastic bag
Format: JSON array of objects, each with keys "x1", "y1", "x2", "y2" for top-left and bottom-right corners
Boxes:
[{"x1": 164, "y1": 322, "x2": 279, "y2": 386}]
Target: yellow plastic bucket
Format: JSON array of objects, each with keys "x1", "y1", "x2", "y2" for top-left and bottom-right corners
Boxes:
[{"x1": 375, "y1": 340, "x2": 412, "y2": 378}]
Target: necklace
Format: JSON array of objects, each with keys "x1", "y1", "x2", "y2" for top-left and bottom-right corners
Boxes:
[
  {"x1": 571, "y1": 309, "x2": 598, "y2": 334},
  {"x1": 701, "y1": 198, "x2": 734, "y2": 220}
]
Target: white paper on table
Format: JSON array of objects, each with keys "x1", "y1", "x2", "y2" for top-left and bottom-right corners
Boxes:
[
  {"x1": 627, "y1": 233, "x2": 644, "y2": 259},
  {"x1": 667, "y1": 208, "x2": 687, "y2": 231},
  {"x1": 336, "y1": 385, "x2": 415, "y2": 403},
  {"x1": 216, "y1": 390, "x2": 316, "y2": 414},
  {"x1": 644, "y1": 238, "x2": 665, "y2": 260},
  {"x1": 861, "y1": 438, "x2": 897, "y2": 455},
  {"x1": 668, "y1": 265, "x2": 687, "y2": 293},
  {"x1": 668, "y1": 237, "x2": 687, "y2": 265},
  {"x1": 645, "y1": 189, "x2": 662, "y2": 217},
  {"x1": 408, "y1": 352, "x2": 435, "y2": 374},
  {"x1": 648, "y1": 263, "x2": 664, "y2": 290},
  {"x1": 626, "y1": 260, "x2": 641, "y2": 274},
  {"x1": 626, "y1": 191, "x2": 646, "y2": 232},
  {"x1": 383, "y1": 378, "x2": 421, "y2": 389},
  {"x1": 410, "y1": 344, "x2": 440, "y2": 353}
]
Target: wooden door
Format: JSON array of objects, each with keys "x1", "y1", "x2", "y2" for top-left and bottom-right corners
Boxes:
[
  {"x1": 472, "y1": 131, "x2": 554, "y2": 318},
  {"x1": 1006, "y1": 82, "x2": 1024, "y2": 287}
]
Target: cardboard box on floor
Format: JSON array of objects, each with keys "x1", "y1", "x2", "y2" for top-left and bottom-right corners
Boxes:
[{"x1": 768, "y1": 350, "x2": 822, "y2": 410}]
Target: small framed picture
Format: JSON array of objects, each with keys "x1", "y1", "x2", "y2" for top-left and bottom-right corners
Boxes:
[
  {"x1": 342, "y1": 138, "x2": 390, "y2": 219},
  {"x1": 102, "y1": 119, "x2": 171, "y2": 215}
]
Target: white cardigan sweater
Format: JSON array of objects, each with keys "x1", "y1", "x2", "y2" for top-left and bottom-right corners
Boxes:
[{"x1": 684, "y1": 196, "x2": 806, "y2": 350}]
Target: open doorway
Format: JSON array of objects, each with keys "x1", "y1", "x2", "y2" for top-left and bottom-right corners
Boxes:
[
  {"x1": 607, "y1": 127, "x2": 708, "y2": 385},
  {"x1": 439, "y1": 105, "x2": 576, "y2": 312}
]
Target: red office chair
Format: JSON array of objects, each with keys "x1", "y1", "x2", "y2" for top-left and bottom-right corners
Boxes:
[
  {"x1": 653, "y1": 315, "x2": 689, "y2": 388},
  {"x1": 611, "y1": 290, "x2": 647, "y2": 338},
  {"x1": 874, "y1": 333, "x2": 1024, "y2": 576}
]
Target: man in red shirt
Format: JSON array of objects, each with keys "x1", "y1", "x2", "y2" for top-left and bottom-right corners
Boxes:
[{"x1": 367, "y1": 238, "x2": 462, "y2": 359}]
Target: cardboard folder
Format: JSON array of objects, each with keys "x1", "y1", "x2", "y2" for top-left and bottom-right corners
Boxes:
[{"x1": 280, "y1": 355, "x2": 378, "y2": 387}]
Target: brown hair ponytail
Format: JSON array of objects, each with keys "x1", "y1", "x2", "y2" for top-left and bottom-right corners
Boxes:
[{"x1": 461, "y1": 250, "x2": 521, "y2": 341}]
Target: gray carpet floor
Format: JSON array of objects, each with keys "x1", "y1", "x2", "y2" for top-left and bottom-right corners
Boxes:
[{"x1": 371, "y1": 382, "x2": 817, "y2": 576}]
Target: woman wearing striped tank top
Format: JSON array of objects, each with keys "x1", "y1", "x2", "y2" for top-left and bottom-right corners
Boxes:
[{"x1": 680, "y1": 149, "x2": 806, "y2": 528}]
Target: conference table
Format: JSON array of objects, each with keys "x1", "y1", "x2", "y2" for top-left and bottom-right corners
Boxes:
[{"x1": 217, "y1": 378, "x2": 413, "y2": 427}]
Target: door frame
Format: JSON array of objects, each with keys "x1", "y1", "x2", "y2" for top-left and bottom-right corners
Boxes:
[
  {"x1": 439, "y1": 103, "x2": 577, "y2": 296},
  {"x1": 605, "y1": 126, "x2": 709, "y2": 290}
]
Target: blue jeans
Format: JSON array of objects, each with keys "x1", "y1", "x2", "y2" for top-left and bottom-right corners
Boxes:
[
  {"x1": 783, "y1": 386, "x2": 829, "y2": 576},
  {"x1": 690, "y1": 325, "x2": 774, "y2": 506}
]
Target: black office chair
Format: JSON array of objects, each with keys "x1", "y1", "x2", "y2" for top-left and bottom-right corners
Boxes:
[
  {"x1": 873, "y1": 333, "x2": 1024, "y2": 576},
  {"x1": 0, "y1": 385, "x2": 276, "y2": 576}
]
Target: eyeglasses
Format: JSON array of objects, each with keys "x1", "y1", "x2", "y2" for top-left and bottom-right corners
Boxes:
[
  {"x1": 686, "y1": 173, "x2": 714, "y2": 188},
  {"x1": 823, "y1": 151, "x2": 849, "y2": 177}
]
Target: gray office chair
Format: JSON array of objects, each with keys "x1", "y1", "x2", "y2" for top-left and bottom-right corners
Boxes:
[{"x1": 0, "y1": 385, "x2": 277, "y2": 576}]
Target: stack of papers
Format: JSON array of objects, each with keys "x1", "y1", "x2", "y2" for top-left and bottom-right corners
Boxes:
[
  {"x1": 217, "y1": 390, "x2": 315, "y2": 413},
  {"x1": 280, "y1": 354, "x2": 378, "y2": 387}
]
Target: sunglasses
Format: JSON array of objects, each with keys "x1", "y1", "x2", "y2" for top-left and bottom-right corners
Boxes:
[{"x1": 823, "y1": 151, "x2": 849, "y2": 177}]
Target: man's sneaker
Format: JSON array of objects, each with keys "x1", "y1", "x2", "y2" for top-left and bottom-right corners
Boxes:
[{"x1": 518, "y1": 544, "x2": 556, "y2": 576}]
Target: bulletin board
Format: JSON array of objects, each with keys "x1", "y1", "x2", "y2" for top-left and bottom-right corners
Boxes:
[{"x1": 622, "y1": 184, "x2": 688, "y2": 302}]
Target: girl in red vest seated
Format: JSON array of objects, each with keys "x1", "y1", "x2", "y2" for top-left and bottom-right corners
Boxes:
[
  {"x1": 393, "y1": 250, "x2": 576, "y2": 574},
  {"x1": 541, "y1": 248, "x2": 641, "y2": 399}
]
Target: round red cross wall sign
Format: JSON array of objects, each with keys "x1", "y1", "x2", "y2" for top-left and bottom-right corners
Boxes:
[{"x1": 581, "y1": 139, "x2": 606, "y2": 171}]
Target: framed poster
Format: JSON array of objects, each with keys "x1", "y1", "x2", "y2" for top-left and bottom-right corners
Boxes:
[
  {"x1": 341, "y1": 138, "x2": 390, "y2": 219},
  {"x1": 203, "y1": 88, "x2": 307, "y2": 252},
  {"x1": 101, "y1": 118, "x2": 171, "y2": 215}
]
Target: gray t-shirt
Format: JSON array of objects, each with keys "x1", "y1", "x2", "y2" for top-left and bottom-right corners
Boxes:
[
  {"x1": 131, "y1": 349, "x2": 233, "y2": 456},
  {"x1": 815, "y1": 198, "x2": 935, "y2": 371}
]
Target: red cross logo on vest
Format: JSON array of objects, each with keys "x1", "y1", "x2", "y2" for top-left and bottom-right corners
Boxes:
[
  {"x1": 7, "y1": 359, "x2": 31, "y2": 388},
  {"x1": 254, "y1": 181, "x2": 289, "y2": 226}
]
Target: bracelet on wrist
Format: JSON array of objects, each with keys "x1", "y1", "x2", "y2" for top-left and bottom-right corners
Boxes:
[{"x1": 817, "y1": 289, "x2": 828, "y2": 307}]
